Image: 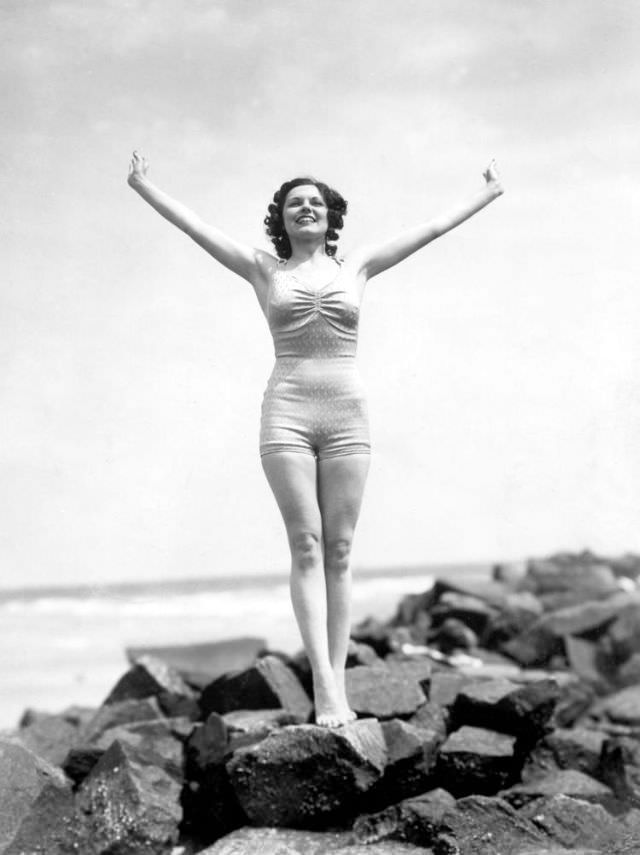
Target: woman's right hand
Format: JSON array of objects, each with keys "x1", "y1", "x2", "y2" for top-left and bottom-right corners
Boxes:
[{"x1": 127, "y1": 150, "x2": 149, "y2": 186}]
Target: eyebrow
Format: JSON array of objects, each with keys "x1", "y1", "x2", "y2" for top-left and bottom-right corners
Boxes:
[{"x1": 287, "y1": 195, "x2": 325, "y2": 204}]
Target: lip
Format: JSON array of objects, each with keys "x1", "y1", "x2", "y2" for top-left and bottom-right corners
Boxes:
[{"x1": 296, "y1": 215, "x2": 315, "y2": 223}]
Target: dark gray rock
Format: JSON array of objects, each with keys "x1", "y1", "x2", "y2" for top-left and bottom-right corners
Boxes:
[
  {"x1": 354, "y1": 788, "x2": 455, "y2": 846},
  {"x1": 345, "y1": 665, "x2": 427, "y2": 719},
  {"x1": 430, "y1": 592, "x2": 497, "y2": 638},
  {"x1": 82, "y1": 696, "x2": 165, "y2": 743},
  {"x1": 224, "y1": 708, "x2": 305, "y2": 752},
  {"x1": 201, "y1": 655, "x2": 312, "y2": 720},
  {"x1": 522, "y1": 727, "x2": 606, "y2": 782},
  {"x1": 77, "y1": 738, "x2": 182, "y2": 854},
  {"x1": 351, "y1": 616, "x2": 398, "y2": 657},
  {"x1": 617, "y1": 651, "x2": 640, "y2": 687},
  {"x1": 17, "y1": 712, "x2": 79, "y2": 767},
  {"x1": 103, "y1": 653, "x2": 200, "y2": 719},
  {"x1": 608, "y1": 603, "x2": 640, "y2": 662},
  {"x1": 500, "y1": 769, "x2": 617, "y2": 811},
  {"x1": 366, "y1": 719, "x2": 441, "y2": 810},
  {"x1": 0, "y1": 737, "x2": 86, "y2": 854},
  {"x1": 598, "y1": 736, "x2": 640, "y2": 807},
  {"x1": 436, "y1": 726, "x2": 520, "y2": 797},
  {"x1": 408, "y1": 702, "x2": 449, "y2": 738},
  {"x1": 126, "y1": 637, "x2": 267, "y2": 690},
  {"x1": 521, "y1": 793, "x2": 626, "y2": 850},
  {"x1": 435, "y1": 794, "x2": 546, "y2": 855},
  {"x1": 226, "y1": 720, "x2": 386, "y2": 827},
  {"x1": 428, "y1": 617, "x2": 479, "y2": 653},
  {"x1": 451, "y1": 677, "x2": 559, "y2": 743}
]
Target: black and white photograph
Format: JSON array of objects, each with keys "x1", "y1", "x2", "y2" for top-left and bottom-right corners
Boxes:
[{"x1": 1, "y1": 1, "x2": 639, "y2": 851}]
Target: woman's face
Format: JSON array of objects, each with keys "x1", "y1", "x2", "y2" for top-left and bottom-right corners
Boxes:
[{"x1": 282, "y1": 184, "x2": 328, "y2": 241}]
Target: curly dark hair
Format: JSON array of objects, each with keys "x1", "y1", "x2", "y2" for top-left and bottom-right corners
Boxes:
[{"x1": 264, "y1": 177, "x2": 348, "y2": 259}]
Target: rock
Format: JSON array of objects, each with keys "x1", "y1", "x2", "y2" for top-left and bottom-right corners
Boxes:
[
  {"x1": 608, "y1": 603, "x2": 640, "y2": 662},
  {"x1": 492, "y1": 560, "x2": 527, "y2": 586},
  {"x1": 563, "y1": 635, "x2": 611, "y2": 688},
  {"x1": 0, "y1": 736, "x2": 86, "y2": 854},
  {"x1": 500, "y1": 769, "x2": 617, "y2": 811},
  {"x1": 226, "y1": 720, "x2": 386, "y2": 827},
  {"x1": 92, "y1": 716, "x2": 188, "y2": 782},
  {"x1": 617, "y1": 652, "x2": 640, "y2": 687},
  {"x1": 354, "y1": 788, "x2": 455, "y2": 846},
  {"x1": 451, "y1": 677, "x2": 559, "y2": 744},
  {"x1": 366, "y1": 719, "x2": 441, "y2": 810},
  {"x1": 436, "y1": 794, "x2": 546, "y2": 855},
  {"x1": 82, "y1": 696, "x2": 165, "y2": 743},
  {"x1": 592, "y1": 685, "x2": 640, "y2": 726},
  {"x1": 104, "y1": 653, "x2": 200, "y2": 719},
  {"x1": 351, "y1": 616, "x2": 398, "y2": 657},
  {"x1": 345, "y1": 666, "x2": 427, "y2": 719},
  {"x1": 63, "y1": 744, "x2": 105, "y2": 788},
  {"x1": 200, "y1": 655, "x2": 312, "y2": 720},
  {"x1": 482, "y1": 592, "x2": 542, "y2": 647},
  {"x1": 77, "y1": 738, "x2": 182, "y2": 854},
  {"x1": 224, "y1": 708, "x2": 305, "y2": 751},
  {"x1": 126, "y1": 637, "x2": 267, "y2": 689},
  {"x1": 436, "y1": 726, "x2": 521, "y2": 797},
  {"x1": 522, "y1": 727, "x2": 606, "y2": 782},
  {"x1": 523, "y1": 554, "x2": 620, "y2": 597},
  {"x1": 429, "y1": 592, "x2": 497, "y2": 638},
  {"x1": 598, "y1": 736, "x2": 640, "y2": 807},
  {"x1": 501, "y1": 622, "x2": 563, "y2": 667},
  {"x1": 520, "y1": 793, "x2": 625, "y2": 850},
  {"x1": 185, "y1": 713, "x2": 229, "y2": 774},
  {"x1": 195, "y1": 826, "x2": 431, "y2": 854},
  {"x1": 17, "y1": 711, "x2": 80, "y2": 767},
  {"x1": 549, "y1": 676, "x2": 596, "y2": 727},
  {"x1": 408, "y1": 702, "x2": 449, "y2": 738},
  {"x1": 424, "y1": 670, "x2": 475, "y2": 710},
  {"x1": 428, "y1": 618, "x2": 479, "y2": 653},
  {"x1": 540, "y1": 592, "x2": 640, "y2": 637}
]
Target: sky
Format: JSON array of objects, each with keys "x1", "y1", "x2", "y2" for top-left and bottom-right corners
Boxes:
[{"x1": 2, "y1": 0, "x2": 639, "y2": 589}]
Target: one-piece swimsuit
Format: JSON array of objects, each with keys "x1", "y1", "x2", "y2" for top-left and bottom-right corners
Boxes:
[{"x1": 259, "y1": 257, "x2": 370, "y2": 460}]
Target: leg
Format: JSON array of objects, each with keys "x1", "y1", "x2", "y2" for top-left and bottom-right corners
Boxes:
[
  {"x1": 261, "y1": 452, "x2": 344, "y2": 725},
  {"x1": 318, "y1": 453, "x2": 371, "y2": 721}
]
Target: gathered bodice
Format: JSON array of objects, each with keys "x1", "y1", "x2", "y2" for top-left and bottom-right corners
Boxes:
[{"x1": 266, "y1": 261, "x2": 360, "y2": 359}]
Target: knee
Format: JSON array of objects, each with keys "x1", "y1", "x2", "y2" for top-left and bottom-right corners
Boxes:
[
  {"x1": 325, "y1": 536, "x2": 353, "y2": 575},
  {"x1": 290, "y1": 530, "x2": 322, "y2": 572}
]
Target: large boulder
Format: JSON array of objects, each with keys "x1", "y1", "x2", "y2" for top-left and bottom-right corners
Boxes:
[
  {"x1": 366, "y1": 719, "x2": 441, "y2": 810},
  {"x1": 522, "y1": 726, "x2": 606, "y2": 782},
  {"x1": 519, "y1": 793, "x2": 632, "y2": 851},
  {"x1": 435, "y1": 794, "x2": 547, "y2": 855},
  {"x1": 103, "y1": 653, "x2": 200, "y2": 719},
  {"x1": 125, "y1": 637, "x2": 267, "y2": 689},
  {"x1": 0, "y1": 737, "x2": 86, "y2": 854},
  {"x1": 450, "y1": 677, "x2": 559, "y2": 744},
  {"x1": 201, "y1": 655, "x2": 312, "y2": 720},
  {"x1": 226, "y1": 720, "x2": 387, "y2": 828},
  {"x1": 436, "y1": 726, "x2": 521, "y2": 797},
  {"x1": 345, "y1": 665, "x2": 427, "y2": 719},
  {"x1": 500, "y1": 769, "x2": 618, "y2": 811},
  {"x1": 76, "y1": 739, "x2": 183, "y2": 854},
  {"x1": 354, "y1": 788, "x2": 455, "y2": 846}
]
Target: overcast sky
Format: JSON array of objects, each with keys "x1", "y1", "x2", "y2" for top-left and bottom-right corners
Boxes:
[{"x1": 2, "y1": 0, "x2": 639, "y2": 589}]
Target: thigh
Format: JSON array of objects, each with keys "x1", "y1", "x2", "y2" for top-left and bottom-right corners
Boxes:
[
  {"x1": 317, "y1": 454, "x2": 371, "y2": 543},
  {"x1": 261, "y1": 452, "x2": 322, "y2": 541}
]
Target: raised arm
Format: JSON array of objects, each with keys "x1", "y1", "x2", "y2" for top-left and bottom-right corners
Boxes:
[
  {"x1": 355, "y1": 160, "x2": 504, "y2": 280},
  {"x1": 127, "y1": 151, "x2": 268, "y2": 283}
]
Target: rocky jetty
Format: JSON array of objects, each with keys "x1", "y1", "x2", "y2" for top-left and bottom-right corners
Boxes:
[{"x1": 3, "y1": 549, "x2": 640, "y2": 854}]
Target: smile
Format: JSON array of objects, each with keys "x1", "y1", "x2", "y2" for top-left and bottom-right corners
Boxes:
[{"x1": 296, "y1": 216, "x2": 315, "y2": 223}]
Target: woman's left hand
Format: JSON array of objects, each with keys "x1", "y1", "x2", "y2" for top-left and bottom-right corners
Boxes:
[{"x1": 483, "y1": 159, "x2": 504, "y2": 195}]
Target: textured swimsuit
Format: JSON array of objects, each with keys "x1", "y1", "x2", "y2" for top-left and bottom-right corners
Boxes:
[{"x1": 259, "y1": 258, "x2": 371, "y2": 460}]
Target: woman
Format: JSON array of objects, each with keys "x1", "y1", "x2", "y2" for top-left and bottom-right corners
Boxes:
[{"x1": 127, "y1": 153, "x2": 504, "y2": 726}]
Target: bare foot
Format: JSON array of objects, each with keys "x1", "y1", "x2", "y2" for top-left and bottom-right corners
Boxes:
[{"x1": 313, "y1": 675, "x2": 352, "y2": 728}]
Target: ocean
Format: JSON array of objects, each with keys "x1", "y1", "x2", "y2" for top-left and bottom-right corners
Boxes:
[{"x1": 0, "y1": 563, "x2": 491, "y2": 731}]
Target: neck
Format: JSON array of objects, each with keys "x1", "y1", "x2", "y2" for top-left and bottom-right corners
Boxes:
[{"x1": 287, "y1": 236, "x2": 327, "y2": 265}]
